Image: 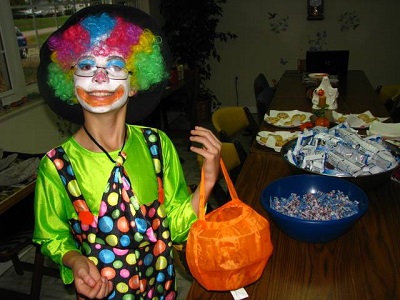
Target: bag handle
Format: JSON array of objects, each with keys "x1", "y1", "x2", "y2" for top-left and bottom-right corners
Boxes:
[{"x1": 198, "y1": 158, "x2": 240, "y2": 220}]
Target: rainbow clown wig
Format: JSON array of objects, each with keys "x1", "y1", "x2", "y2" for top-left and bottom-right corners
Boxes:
[{"x1": 37, "y1": 4, "x2": 171, "y2": 125}]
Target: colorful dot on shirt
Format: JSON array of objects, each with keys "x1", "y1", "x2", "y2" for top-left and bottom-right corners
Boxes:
[
  {"x1": 87, "y1": 233, "x2": 96, "y2": 243},
  {"x1": 150, "y1": 144, "x2": 159, "y2": 156},
  {"x1": 152, "y1": 218, "x2": 160, "y2": 230},
  {"x1": 120, "y1": 268, "x2": 130, "y2": 278},
  {"x1": 143, "y1": 253, "x2": 153, "y2": 266},
  {"x1": 119, "y1": 202, "x2": 126, "y2": 212},
  {"x1": 148, "y1": 207, "x2": 156, "y2": 218},
  {"x1": 153, "y1": 158, "x2": 161, "y2": 173},
  {"x1": 154, "y1": 240, "x2": 166, "y2": 256},
  {"x1": 88, "y1": 256, "x2": 98, "y2": 266},
  {"x1": 116, "y1": 282, "x2": 129, "y2": 294},
  {"x1": 107, "y1": 192, "x2": 119, "y2": 206},
  {"x1": 134, "y1": 232, "x2": 144, "y2": 242},
  {"x1": 101, "y1": 266, "x2": 116, "y2": 280},
  {"x1": 145, "y1": 266, "x2": 154, "y2": 277},
  {"x1": 155, "y1": 256, "x2": 168, "y2": 270},
  {"x1": 105, "y1": 234, "x2": 118, "y2": 247},
  {"x1": 148, "y1": 133, "x2": 158, "y2": 143},
  {"x1": 128, "y1": 274, "x2": 140, "y2": 289},
  {"x1": 156, "y1": 272, "x2": 165, "y2": 282},
  {"x1": 125, "y1": 253, "x2": 137, "y2": 265},
  {"x1": 111, "y1": 208, "x2": 120, "y2": 219},
  {"x1": 135, "y1": 218, "x2": 147, "y2": 233},
  {"x1": 67, "y1": 179, "x2": 81, "y2": 197},
  {"x1": 117, "y1": 216, "x2": 129, "y2": 232},
  {"x1": 113, "y1": 260, "x2": 123, "y2": 269},
  {"x1": 99, "y1": 216, "x2": 114, "y2": 233},
  {"x1": 53, "y1": 158, "x2": 64, "y2": 170},
  {"x1": 120, "y1": 235, "x2": 130, "y2": 247},
  {"x1": 113, "y1": 248, "x2": 129, "y2": 256},
  {"x1": 99, "y1": 201, "x2": 107, "y2": 217},
  {"x1": 99, "y1": 249, "x2": 115, "y2": 264},
  {"x1": 66, "y1": 164, "x2": 74, "y2": 176}
]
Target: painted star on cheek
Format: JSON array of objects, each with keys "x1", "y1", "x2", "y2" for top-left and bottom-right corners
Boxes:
[{"x1": 76, "y1": 85, "x2": 125, "y2": 107}]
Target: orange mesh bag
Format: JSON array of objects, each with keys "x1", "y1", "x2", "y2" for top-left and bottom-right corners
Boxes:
[{"x1": 186, "y1": 158, "x2": 273, "y2": 291}]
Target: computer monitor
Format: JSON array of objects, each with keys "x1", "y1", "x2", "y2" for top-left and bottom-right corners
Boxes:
[{"x1": 306, "y1": 50, "x2": 349, "y2": 77}]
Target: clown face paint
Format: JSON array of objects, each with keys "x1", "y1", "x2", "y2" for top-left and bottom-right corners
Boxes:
[{"x1": 74, "y1": 55, "x2": 134, "y2": 114}]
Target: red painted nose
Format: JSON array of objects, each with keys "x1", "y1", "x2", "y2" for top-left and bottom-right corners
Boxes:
[{"x1": 92, "y1": 69, "x2": 109, "y2": 83}]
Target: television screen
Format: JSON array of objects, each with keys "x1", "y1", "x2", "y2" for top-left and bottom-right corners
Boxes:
[{"x1": 306, "y1": 50, "x2": 349, "y2": 77}]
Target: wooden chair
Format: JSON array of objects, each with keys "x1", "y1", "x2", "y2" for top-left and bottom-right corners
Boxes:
[
  {"x1": 211, "y1": 106, "x2": 258, "y2": 165},
  {"x1": 0, "y1": 150, "x2": 59, "y2": 299},
  {"x1": 375, "y1": 85, "x2": 400, "y2": 121},
  {"x1": 0, "y1": 223, "x2": 59, "y2": 300},
  {"x1": 376, "y1": 84, "x2": 400, "y2": 103},
  {"x1": 253, "y1": 73, "x2": 270, "y2": 98},
  {"x1": 387, "y1": 95, "x2": 400, "y2": 122},
  {"x1": 255, "y1": 86, "x2": 275, "y2": 125}
]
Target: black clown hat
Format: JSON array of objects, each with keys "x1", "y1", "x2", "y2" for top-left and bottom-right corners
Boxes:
[{"x1": 37, "y1": 4, "x2": 171, "y2": 125}]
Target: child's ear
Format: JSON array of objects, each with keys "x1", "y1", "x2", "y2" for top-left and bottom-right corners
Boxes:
[{"x1": 129, "y1": 89, "x2": 136, "y2": 97}]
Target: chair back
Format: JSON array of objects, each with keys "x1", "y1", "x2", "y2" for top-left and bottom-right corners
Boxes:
[
  {"x1": 212, "y1": 107, "x2": 251, "y2": 138},
  {"x1": 256, "y1": 87, "x2": 275, "y2": 124},
  {"x1": 387, "y1": 94, "x2": 400, "y2": 122},
  {"x1": 377, "y1": 85, "x2": 400, "y2": 103},
  {"x1": 376, "y1": 84, "x2": 400, "y2": 122},
  {"x1": 197, "y1": 142, "x2": 242, "y2": 177},
  {"x1": 254, "y1": 73, "x2": 270, "y2": 98}
]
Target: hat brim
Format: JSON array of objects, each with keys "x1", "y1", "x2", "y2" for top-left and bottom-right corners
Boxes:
[{"x1": 37, "y1": 4, "x2": 171, "y2": 125}]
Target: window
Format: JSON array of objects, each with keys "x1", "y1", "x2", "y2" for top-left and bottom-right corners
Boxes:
[{"x1": 0, "y1": 0, "x2": 140, "y2": 108}]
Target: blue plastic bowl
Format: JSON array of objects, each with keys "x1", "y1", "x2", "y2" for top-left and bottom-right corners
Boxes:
[{"x1": 261, "y1": 174, "x2": 368, "y2": 243}]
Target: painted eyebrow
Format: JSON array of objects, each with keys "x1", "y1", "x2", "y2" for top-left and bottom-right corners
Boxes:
[
  {"x1": 106, "y1": 56, "x2": 126, "y2": 68},
  {"x1": 77, "y1": 57, "x2": 96, "y2": 66}
]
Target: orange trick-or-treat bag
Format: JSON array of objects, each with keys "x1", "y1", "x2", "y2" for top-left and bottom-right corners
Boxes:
[{"x1": 186, "y1": 158, "x2": 273, "y2": 291}]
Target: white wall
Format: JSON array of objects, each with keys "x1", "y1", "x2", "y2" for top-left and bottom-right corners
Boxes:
[
  {"x1": 206, "y1": 0, "x2": 400, "y2": 109},
  {"x1": 2, "y1": 0, "x2": 399, "y2": 153}
]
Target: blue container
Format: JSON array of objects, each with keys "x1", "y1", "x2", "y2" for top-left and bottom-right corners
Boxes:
[{"x1": 261, "y1": 174, "x2": 368, "y2": 243}]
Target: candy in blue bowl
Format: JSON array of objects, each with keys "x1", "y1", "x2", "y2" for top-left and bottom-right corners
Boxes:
[{"x1": 260, "y1": 174, "x2": 368, "y2": 243}]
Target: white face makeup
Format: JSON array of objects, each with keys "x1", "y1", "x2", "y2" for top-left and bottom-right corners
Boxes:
[{"x1": 73, "y1": 54, "x2": 134, "y2": 114}]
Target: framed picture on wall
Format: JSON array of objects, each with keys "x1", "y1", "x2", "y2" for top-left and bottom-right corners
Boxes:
[{"x1": 307, "y1": 0, "x2": 324, "y2": 20}]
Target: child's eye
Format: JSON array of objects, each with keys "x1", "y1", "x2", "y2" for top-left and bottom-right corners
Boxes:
[{"x1": 79, "y1": 64, "x2": 94, "y2": 71}]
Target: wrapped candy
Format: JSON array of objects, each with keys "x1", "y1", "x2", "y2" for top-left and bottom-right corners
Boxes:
[{"x1": 285, "y1": 123, "x2": 399, "y2": 177}]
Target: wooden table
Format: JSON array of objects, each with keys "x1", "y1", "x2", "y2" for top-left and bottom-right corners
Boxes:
[
  {"x1": 187, "y1": 71, "x2": 400, "y2": 299},
  {"x1": 0, "y1": 154, "x2": 41, "y2": 299},
  {"x1": 251, "y1": 70, "x2": 390, "y2": 153},
  {"x1": 0, "y1": 181, "x2": 35, "y2": 215},
  {"x1": 271, "y1": 70, "x2": 388, "y2": 116}
]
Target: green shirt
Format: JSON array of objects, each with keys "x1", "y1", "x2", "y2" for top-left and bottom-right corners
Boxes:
[{"x1": 33, "y1": 125, "x2": 197, "y2": 284}]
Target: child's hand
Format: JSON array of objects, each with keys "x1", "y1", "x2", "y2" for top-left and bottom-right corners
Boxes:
[
  {"x1": 189, "y1": 126, "x2": 221, "y2": 213},
  {"x1": 64, "y1": 251, "x2": 113, "y2": 299},
  {"x1": 189, "y1": 126, "x2": 221, "y2": 187}
]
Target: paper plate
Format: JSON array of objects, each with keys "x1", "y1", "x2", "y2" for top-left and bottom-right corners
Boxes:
[
  {"x1": 256, "y1": 131, "x2": 300, "y2": 152},
  {"x1": 332, "y1": 111, "x2": 388, "y2": 129},
  {"x1": 264, "y1": 110, "x2": 313, "y2": 128},
  {"x1": 368, "y1": 121, "x2": 400, "y2": 139},
  {"x1": 308, "y1": 73, "x2": 329, "y2": 79}
]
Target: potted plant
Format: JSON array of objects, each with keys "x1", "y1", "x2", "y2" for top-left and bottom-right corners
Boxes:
[{"x1": 160, "y1": 0, "x2": 237, "y2": 120}]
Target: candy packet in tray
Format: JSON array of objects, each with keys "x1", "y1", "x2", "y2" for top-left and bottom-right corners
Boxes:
[{"x1": 285, "y1": 123, "x2": 398, "y2": 177}]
